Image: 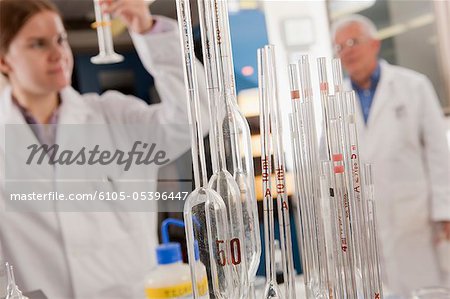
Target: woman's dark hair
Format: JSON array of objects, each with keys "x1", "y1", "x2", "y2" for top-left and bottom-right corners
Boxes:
[{"x1": 0, "y1": 0, "x2": 60, "y2": 55}]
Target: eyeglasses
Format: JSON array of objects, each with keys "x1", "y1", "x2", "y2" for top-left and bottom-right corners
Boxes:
[{"x1": 334, "y1": 37, "x2": 367, "y2": 54}]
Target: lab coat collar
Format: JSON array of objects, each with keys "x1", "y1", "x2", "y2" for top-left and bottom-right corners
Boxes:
[
  {"x1": 343, "y1": 60, "x2": 396, "y2": 159},
  {"x1": 365, "y1": 60, "x2": 396, "y2": 128},
  {"x1": 344, "y1": 60, "x2": 396, "y2": 127},
  {"x1": 0, "y1": 85, "x2": 27, "y2": 125},
  {"x1": 58, "y1": 87, "x2": 96, "y2": 124},
  {"x1": 0, "y1": 85, "x2": 96, "y2": 126}
]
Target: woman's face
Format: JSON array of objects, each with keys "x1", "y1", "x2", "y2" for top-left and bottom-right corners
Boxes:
[{"x1": 0, "y1": 10, "x2": 73, "y2": 96}]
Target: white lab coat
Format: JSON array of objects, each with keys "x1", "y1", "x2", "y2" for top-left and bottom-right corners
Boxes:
[
  {"x1": 0, "y1": 16, "x2": 209, "y2": 299},
  {"x1": 347, "y1": 60, "x2": 450, "y2": 295}
]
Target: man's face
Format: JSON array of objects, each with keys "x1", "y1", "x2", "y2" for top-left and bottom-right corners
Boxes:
[{"x1": 334, "y1": 22, "x2": 380, "y2": 79}]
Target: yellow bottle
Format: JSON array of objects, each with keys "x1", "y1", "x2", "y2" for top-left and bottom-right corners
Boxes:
[{"x1": 145, "y1": 219, "x2": 208, "y2": 299}]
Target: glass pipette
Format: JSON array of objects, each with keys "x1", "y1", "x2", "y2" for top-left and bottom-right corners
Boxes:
[
  {"x1": 331, "y1": 58, "x2": 344, "y2": 94},
  {"x1": 319, "y1": 164, "x2": 337, "y2": 299},
  {"x1": 91, "y1": 0, "x2": 124, "y2": 64},
  {"x1": 320, "y1": 161, "x2": 345, "y2": 299},
  {"x1": 213, "y1": 0, "x2": 261, "y2": 270},
  {"x1": 341, "y1": 91, "x2": 371, "y2": 298},
  {"x1": 288, "y1": 112, "x2": 308, "y2": 283},
  {"x1": 214, "y1": 0, "x2": 236, "y2": 97},
  {"x1": 317, "y1": 57, "x2": 332, "y2": 161},
  {"x1": 289, "y1": 63, "x2": 328, "y2": 298},
  {"x1": 5, "y1": 264, "x2": 27, "y2": 299},
  {"x1": 288, "y1": 64, "x2": 317, "y2": 295},
  {"x1": 363, "y1": 163, "x2": 383, "y2": 299},
  {"x1": 329, "y1": 115, "x2": 357, "y2": 298},
  {"x1": 297, "y1": 56, "x2": 329, "y2": 298},
  {"x1": 208, "y1": 1, "x2": 261, "y2": 291},
  {"x1": 194, "y1": 1, "x2": 250, "y2": 297},
  {"x1": 175, "y1": 0, "x2": 232, "y2": 297},
  {"x1": 334, "y1": 91, "x2": 365, "y2": 297},
  {"x1": 203, "y1": 6, "x2": 253, "y2": 298},
  {"x1": 258, "y1": 47, "x2": 282, "y2": 299},
  {"x1": 264, "y1": 45, "x2": 296, "y2": 299},
  {"x1": 287, "y1": 57, "x2": 384, "y2": 299},
  {"x1": 212, "y1": 0, "x2": 257, "y2": 199}
]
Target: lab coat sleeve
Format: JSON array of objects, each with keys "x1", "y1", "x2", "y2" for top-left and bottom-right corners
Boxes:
[
  {"x1": 98, "y1": 16, "x2": 210, "y2": 161},
  {"x1": 419, "y1": 76, "x2": 450, "y2": 221}
]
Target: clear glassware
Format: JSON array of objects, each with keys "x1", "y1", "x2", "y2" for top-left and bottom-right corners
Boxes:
[
  {"x1": 91, "y1": 0, "x2": 124, "y2": 64},
  {"x1": 207, "y1": 1, "x2": 260, "y2": 297},
  {"x1": 264, "y1": 45, "x2": 296, "y2": 299},
  {"x1": 175, "y1": 0, "x2": 233, "y2": 297},
  {"x1": 5, "y1": 264, "x2": 27, "y2": 299},
  {"x1": 363, "y1": 163, "x2": 383, "y2": 299},
  {"x1": 258, "y1": 47, "x2": 283, "y2": 299}
]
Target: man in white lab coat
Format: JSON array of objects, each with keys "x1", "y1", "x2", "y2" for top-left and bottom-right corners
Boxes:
[
  {"x1": 332, "y1": 14, "x2": 450, "y2": 295},
  {"x1": 0, "y1": 0, "x2": 208, "y2": 297}
]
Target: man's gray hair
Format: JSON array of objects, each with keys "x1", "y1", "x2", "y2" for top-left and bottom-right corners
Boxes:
[{"x1": 331, "y1": 14, "x2": 378, "y2": 40}]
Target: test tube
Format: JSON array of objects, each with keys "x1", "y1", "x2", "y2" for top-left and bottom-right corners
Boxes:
[
  {"x1": 175, "y1": 0, "x2": 233, "y2": 297},
  {"x1": 265, "y1": 45, "x2": 296, "y2": 299},
  {"x1": 91, "y1": 0, "x2": 124, "y2": 64},
  {"x1": 258, "y1": 47, "x2": 282, "y2": 299}
]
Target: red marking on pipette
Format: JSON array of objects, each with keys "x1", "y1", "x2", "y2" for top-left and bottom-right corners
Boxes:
[
  {"x1": 262, "y1": 156, "x2": 270, "y2": 182},
  {"x1": 282, "y1": 200, "x2": 288, "y2": 210},
  {"x1": 332, "y1": 154, "x2": 343, "y2": 161},
  {"x1": 275, "y1": 167, "x2": 285, "y2": 193},
  {"x1": 334, "y1": 165, "x2": 344, "y2": 174},
  {"x1": 277, "y1": 184, "x2": 285, "y2": 194},
  {"x1": 374, "y1": 293, "x2": 380, "y2": 299},
  {"x1": 276, "y1": 166, "x2": 284, "y2": 176},
  {"x1": 341, "y1": 243, "x2": 347, "y2": 252},
  {"x1": 291, "y1": 90, "x2": 300, "y2": 100},
  {"x1": 320, "y1": 82, "x2": 328, "y2": 92}
]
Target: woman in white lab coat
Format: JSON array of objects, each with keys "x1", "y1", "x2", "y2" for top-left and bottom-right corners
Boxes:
[
  {"x1": 0, "y1": 0, "x2": 208, "y2": 297},
  {"x1": 333, "y1": 15, "x2": 450, "y2": 295}
]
